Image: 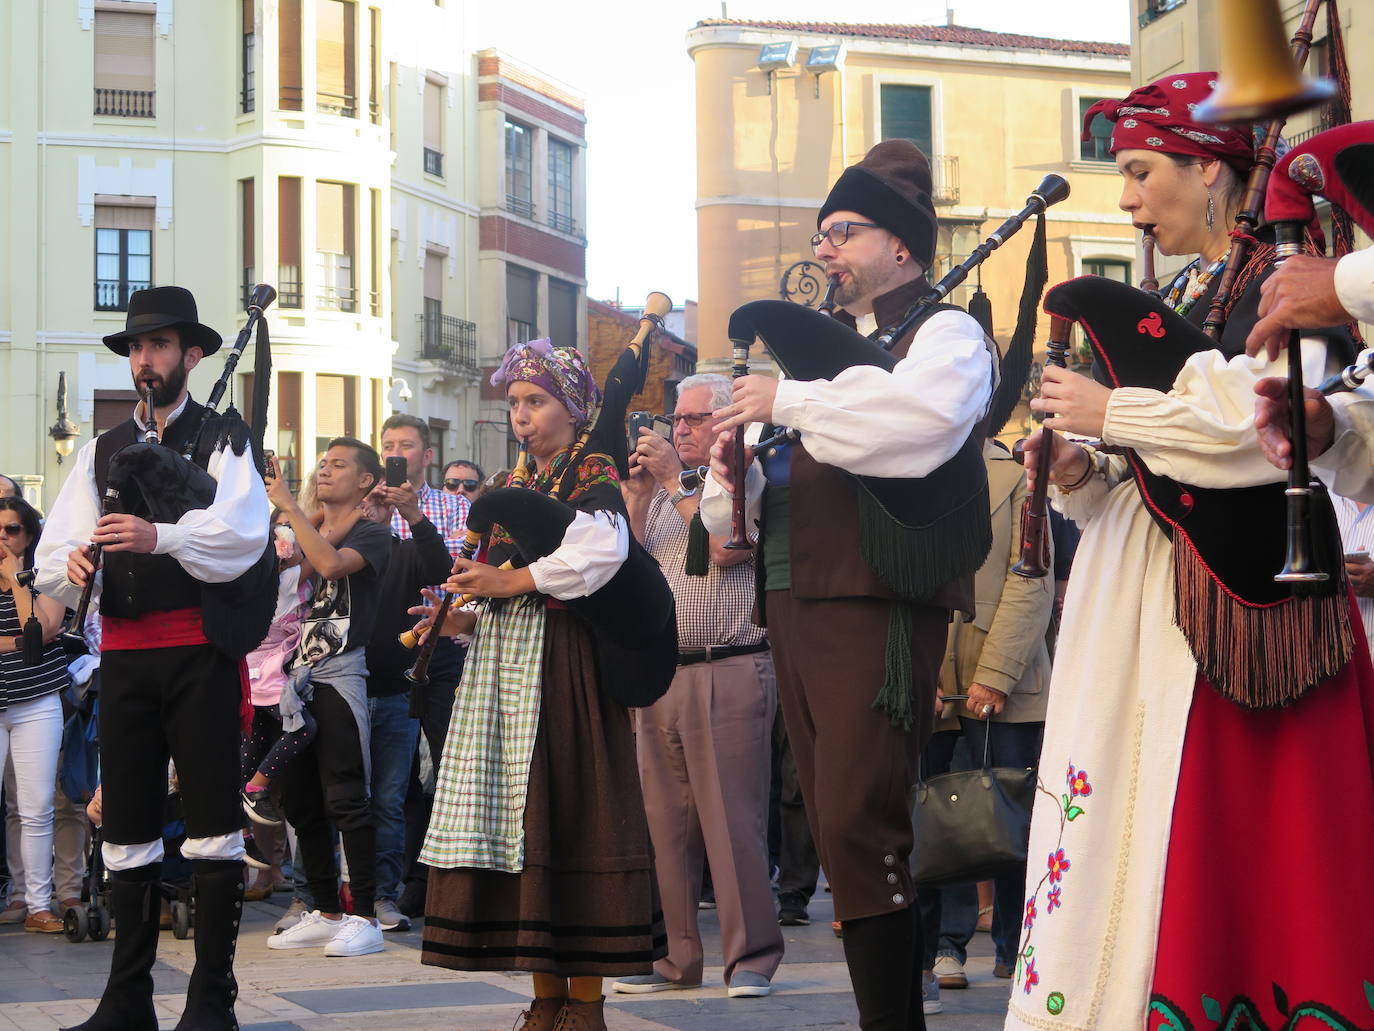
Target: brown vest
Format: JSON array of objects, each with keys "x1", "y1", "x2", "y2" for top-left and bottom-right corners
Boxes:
[{"x1": 783, "y1": 276, "x2": 995, "y2": 617}]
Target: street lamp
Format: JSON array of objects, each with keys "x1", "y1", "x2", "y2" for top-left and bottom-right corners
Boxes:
[{"x1": 48, "y1": 371, "x2": 80, "y2": 464}]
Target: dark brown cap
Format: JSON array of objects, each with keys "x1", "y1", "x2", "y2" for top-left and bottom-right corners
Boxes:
[{"x1": 818, "y1": 139, "x2": 937, "y2": 269}]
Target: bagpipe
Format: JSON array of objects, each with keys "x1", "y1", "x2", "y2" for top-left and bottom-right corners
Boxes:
[
  {"x1": 62, "y1": 285, "x2": 279, "y2": 660},
  {"x1": 722, "y1": 174, "x2": 1068, "y2": 599},
  {"x1": 404, "y1": 295, "x2": 680, "y2": 708}
]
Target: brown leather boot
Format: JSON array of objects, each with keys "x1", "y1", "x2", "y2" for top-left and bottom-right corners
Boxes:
[
  {"x1": 552, "y1": 996, "x2": 606, "y2": 1031},
  {"x1": 514, "y1": 996, "x2": 565, "y2": 1031}
]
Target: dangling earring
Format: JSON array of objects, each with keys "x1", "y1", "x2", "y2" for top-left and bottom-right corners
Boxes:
[{"x1": 1206, "y1": 191, "x2": 1215, "y2": 231}]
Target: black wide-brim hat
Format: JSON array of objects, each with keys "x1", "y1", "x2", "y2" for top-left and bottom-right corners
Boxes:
[{"x1": 102, "y1": 286, "x2": 223, "y2": 357}]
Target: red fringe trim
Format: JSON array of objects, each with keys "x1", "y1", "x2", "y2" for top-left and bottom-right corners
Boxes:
[{"x1": 1172, "y1": 534, "x2": 1352, "y2": 709}]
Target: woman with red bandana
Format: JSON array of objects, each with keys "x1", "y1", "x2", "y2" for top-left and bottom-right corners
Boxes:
[{"x1": 1004, "y1": 73, "x2": 1374, "y2": 1031}]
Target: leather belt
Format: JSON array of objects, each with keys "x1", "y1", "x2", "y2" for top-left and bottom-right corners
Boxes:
[{"x1": 677, "y1": 642, "x2": 769, "y2": 667}]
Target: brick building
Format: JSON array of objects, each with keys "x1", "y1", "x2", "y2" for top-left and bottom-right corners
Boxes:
[{"x1": 587, "y1": 299, "x2": 696, "y2": 419}]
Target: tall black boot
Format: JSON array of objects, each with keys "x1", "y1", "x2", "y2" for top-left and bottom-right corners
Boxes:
[
  {"x1": 174, "y1": 859, "x2": 243, "y2": 1031},
  {"x1": 62, "y1": 863, "x2": 161, "y2": 1031},
  {"x1": 840, "y1": 905, "x2": 926, "y2": 1031}
]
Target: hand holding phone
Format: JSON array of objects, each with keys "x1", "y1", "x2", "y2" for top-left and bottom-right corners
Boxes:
[{"x1": 385, "y1": 455, "x2": 408, "y2": 488}]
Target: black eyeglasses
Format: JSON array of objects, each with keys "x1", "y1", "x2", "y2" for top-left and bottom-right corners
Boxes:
[
  {"x1": 670, "y1": 412, "x2": 714, "y2": 427},
  {"x1": 0, "y1": 523, "x2": 23, "y2": 536},
  {"x1": 444, "y1": 479, "x2": 479, "y2": 492},
  {"x1": 811, "y1": 220, "x2": 881, "y2": 251}
]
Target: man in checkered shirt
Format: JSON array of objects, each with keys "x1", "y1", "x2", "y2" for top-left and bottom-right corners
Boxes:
[
  {"x1": 377, "y1": 414, "x2": 470, "y2": 919},
  {"x1": 615, "y1": 374, "x2": 784, "y2": 1000}
]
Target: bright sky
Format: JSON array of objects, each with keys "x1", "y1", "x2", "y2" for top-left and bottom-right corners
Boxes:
[{"x1": 468, "y1": 1, "x2": 1132, "y2": 310}]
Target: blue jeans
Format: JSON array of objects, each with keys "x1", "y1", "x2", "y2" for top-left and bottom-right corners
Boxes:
[
  {"x1": 920, "y1": 719, "x2": 1044, "y2": 968},
  {"x1": 368, "y1": 693, "x2": 419, "y2": 902}
]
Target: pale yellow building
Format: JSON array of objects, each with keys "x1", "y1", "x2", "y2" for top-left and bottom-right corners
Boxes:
[
  {"x1": 0, "y1": 3, "x2": 588, "y2": 509},
  {"x1": 688, "y1": 19, "x2": 1136, "y2": 436}
]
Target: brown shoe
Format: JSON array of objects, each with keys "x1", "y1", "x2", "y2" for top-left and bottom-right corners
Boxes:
[
  {"x1": 24, "y1": 910, "x2": 64, "y2": 933},
  {"x1": 553, "y1": 996, "x2": 606, "y2": 1031},
  {"x1": 58, "y1": 897, "x2": 84, "y2": 913},
  {"x1": 244, "y1": 882, "x2": 273, "y2": 902},
  {"x1": 514, "y1": 996, "x2": 565, "y2": 1031}
]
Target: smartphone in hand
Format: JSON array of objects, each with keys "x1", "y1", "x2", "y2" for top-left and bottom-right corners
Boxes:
[{"x1": 385, "y1": 456, "x2": 408, "y2": 488}]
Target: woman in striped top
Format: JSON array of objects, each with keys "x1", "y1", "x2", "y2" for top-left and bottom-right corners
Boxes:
[{"x1": 0, "y1": 496, "x2": 71, "y2": 933}]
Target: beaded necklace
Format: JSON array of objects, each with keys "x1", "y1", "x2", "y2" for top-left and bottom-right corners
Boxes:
[{"x1": 1163, "y1": 250, "x2": 1229, "y2": 318}]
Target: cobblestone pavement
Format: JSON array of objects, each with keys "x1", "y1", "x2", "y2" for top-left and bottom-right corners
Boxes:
[{"x1": 0, "y1": 887, "x2": 1011, "y2": 1029}]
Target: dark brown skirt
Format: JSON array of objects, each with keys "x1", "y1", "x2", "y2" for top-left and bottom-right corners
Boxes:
[{"x1": 421, "y1": 609, "x2": 666, "y2": 976}]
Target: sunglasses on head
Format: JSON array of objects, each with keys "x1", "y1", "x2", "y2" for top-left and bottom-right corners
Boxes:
[
  {"x1": 0, "y1": 523, "x2": 24, "y2": 536},
  {"x1": 444, "y1": 478, "x2": 480, "y2": 491}
]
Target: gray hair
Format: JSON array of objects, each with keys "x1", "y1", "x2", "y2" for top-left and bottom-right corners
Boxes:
[{"x1": 676, "y1": 373, "x2": 732, "y2": 412}]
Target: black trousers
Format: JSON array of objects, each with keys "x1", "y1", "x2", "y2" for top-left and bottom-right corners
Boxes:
[
  {"x1": 279, "y1": 682, "x2": 376, "y2": 918},
  {"x1": 99, "y1": 644, "x2": 242, "y2": 847}
]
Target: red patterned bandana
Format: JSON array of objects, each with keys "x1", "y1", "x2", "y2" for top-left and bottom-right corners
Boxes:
[
  {"x1": 1083, "y1": 72, "x2": 1256, "y2": 173},
  {"x1": 490, "y1": 337, "x2": 601, "y2": 423}
]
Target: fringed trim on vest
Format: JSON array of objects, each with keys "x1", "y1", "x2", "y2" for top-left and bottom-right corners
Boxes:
[
  {"x1": 684, "y1": 512, "x2": 710, "y2": 577},
  {"x1": 873, "y1": 603, "x2": 915, "y2": 730},
  {"x1": 857, "y1": 480, "x2": 992, "y2": 602},
  {"x1": 1171, "y1": 533, "x2": 1352, "y2": 709}
]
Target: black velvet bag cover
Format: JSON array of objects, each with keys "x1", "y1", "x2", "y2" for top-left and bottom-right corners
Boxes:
[
  {"x1": 468, "y1": 487, "x2": 678, "y2": 708},
  {"x1": 1043, "y1": 275, "x2": 1351, "y2": 707},
  {"x1": 728, "y1": 298, "x2": 991, "y2": 602}
]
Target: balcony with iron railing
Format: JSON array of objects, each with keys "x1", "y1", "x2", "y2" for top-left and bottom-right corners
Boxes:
[
  {"x1": 1139, "y1": 0, "x2": 1186, "y2": 27},
  {"x1": 318, "y1": 284, "x2": 358, "y2": 313},
  {"x1": 507, "y1": 194, "x2": 535, "y2": 219},
  {"x1": 94, "y1": 88, "x2": 155, "y2": 118},
  {"x1": 548, "y1": 210, "x2": 579, "y2": 235},
  {"x1": 241, "y1": 268, "x2": 256, "y2": 309},
  {"x1": 932, "y1": 155, "x2": 959, "y2": 205},
  {"x1": 95, "y1": 277, "x2": 150, "y2": 312},
  {"x1": 419, "y1": 312, "x2": 479, "y2": 375},
  {"x1": 316, "y1": 90, "x2": 356, "y2": 118},
  {"x1": 423, "y1": 148, "x2": 444, "y2": 177}
]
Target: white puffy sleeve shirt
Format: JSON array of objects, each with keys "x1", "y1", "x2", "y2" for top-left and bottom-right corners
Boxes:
[
  {"x1": 700, "y1": 308, "x2": 993, "y2": 536},
  {"x1": 35, "y1": 409, "x2": 270, "y2": 611}
]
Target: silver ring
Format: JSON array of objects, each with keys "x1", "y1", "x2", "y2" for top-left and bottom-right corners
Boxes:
[
  {"x1": 115, "y1": 533, "x2": 121, "y2": 543},
  {"x1": 981, "y1": 704, "x2": 993, "y2": 716}
]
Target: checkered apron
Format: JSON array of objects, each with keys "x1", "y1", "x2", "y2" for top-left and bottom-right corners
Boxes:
[{"x1": 420, "y1": 594, "x2": 546, "y2": 872}]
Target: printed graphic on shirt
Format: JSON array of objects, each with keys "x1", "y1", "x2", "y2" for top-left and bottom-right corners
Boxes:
[{"x1": 294, "y1": 574, "x2": 352, "y2": 666}]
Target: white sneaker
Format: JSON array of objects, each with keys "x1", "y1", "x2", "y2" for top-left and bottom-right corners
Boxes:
[
  {"x1": 267, "y1": 909, "x2": 344, "y2": 950},
  {"x1": 324, "y1": 914, "x2": 385, "y2": 957}
]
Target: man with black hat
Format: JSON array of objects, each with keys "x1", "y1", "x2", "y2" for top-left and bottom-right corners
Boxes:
[
  {"x1": 36, "y1": 285, "x2": 270, "y2": 1031},
  {"x1": 705, "y1": 139, "x2": 997, "y2": 1030}
]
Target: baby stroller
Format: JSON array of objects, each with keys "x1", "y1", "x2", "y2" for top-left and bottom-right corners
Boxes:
[{"x1": 58, "y1": 688, "x2": 110, "y2": 943}]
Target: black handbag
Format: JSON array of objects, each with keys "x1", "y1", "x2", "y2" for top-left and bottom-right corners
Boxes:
[{"x1": 909, "y1": 718, "x2": 1037, "y2": 889}]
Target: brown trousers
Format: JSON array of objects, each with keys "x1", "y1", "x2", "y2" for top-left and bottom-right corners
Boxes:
[
  {"x1": 636, "y1": 651, "x2": 784, "y2": 986},
  {"x1": 766, "y1": 591, "x2": 947, "y2": 923}
]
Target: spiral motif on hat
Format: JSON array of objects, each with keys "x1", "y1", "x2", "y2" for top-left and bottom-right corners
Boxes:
[
  {"x1": 1288, "y1": 153, "x2": 1326, "y2": 193},
  {"x1": 1146, "y1": 136, "x2": 1165, "y2": 147},
  {"x1": 1172, "y1": 79, "x2": 1188, "y2": 89},
  {"x1": 1123, "y1": 118, "x2": 1138, "y2": 128}
]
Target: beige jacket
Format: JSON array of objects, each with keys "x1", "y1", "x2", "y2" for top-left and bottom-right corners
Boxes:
[{"x1": 938, "y1": 440, "x2": 1055, "y2": 728}]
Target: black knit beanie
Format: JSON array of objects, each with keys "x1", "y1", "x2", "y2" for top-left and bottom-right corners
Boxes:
[{"x1": 818, "y1": 139, "x2": 937, "y2": 269}]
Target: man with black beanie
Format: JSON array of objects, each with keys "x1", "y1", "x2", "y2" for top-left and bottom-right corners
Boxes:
[{"x1": 704, "y1": 139, "x2": 998, "y2": 1030}]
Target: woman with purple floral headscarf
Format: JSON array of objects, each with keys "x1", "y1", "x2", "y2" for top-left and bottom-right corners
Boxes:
[{"x1": 417, "y1": 339, "x2": 664, "y2": 1031}]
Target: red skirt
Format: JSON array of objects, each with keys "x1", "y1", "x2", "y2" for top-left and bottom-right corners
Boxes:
[{"x1": 1149, "y1": 599, "x2": 1374, "y2": 1030}]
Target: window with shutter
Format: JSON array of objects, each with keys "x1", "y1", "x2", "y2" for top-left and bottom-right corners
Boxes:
[
  {"x1": 316, "y1": 182, "x2": 357, "y2": 312},
  {"x1": 94, "y1": 10, "x2": 155, "y2": 117},
  {"x1": 548, "y1": 139, "x2": 574, "y2": 234},
  {"x1": 1078, "y1": 98, "x2": 1114, "y2": 162},
  {"x1": 241, "y1": 179, "x2": 255, "y2": 307},
  {"x1": 549, "y1": 278, "x2": 577, "y2": 350},
  {"x1": 278, "y1": 177, "x2": 303, "y2": 307},
  {"x1": 279, "y1": 0, "x2": 302, "y2": 111},
  {"x1": 241, "y1": 0, "x2": 255, "y2": 112},
  {"x1": 879, "y1": 84, "x2": 933, "y2": 158},
  {"x1": 94, "y1": 201, "x2": 154, "y2": 312},
  {"x1": 505, "y1": 121, "x2": 533, "y2": 217},
  {"x1": 506, "y1": 265, "x2": 538, "y2": 346},
  {"x1": 315, "y1": 374, "x2": 357, "y2": 457},
  {"x1": 317, "y1": 0, "x2": 356, "y2": 118},
  {"x1": 423, "y1": 78, "x2": 444, "y2": 176}
]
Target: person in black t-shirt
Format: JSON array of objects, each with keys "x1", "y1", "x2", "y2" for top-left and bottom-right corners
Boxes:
[{"x1": 265, "y1": 438, "x2": 391, "y2": 958}]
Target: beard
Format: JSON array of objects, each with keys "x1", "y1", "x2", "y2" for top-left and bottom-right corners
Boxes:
[
  {"x1": 831, "y1": 261, "x2": 896, "y2": 310},
  {"x1": 133, "y1": 357, "x2": 189, "y2": 409}
]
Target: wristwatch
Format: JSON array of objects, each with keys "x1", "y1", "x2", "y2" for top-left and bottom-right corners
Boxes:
[{"x1": 668, "y1": 484, "x2": 697, "y2": 506}]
